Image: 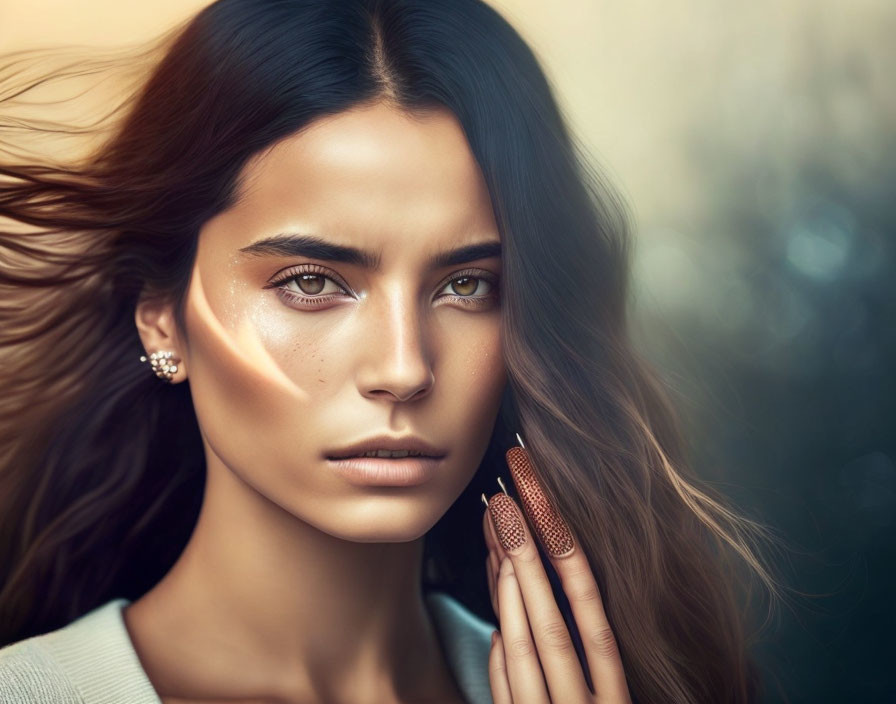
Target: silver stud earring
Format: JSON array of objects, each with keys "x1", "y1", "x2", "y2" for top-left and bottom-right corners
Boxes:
[{"x1": 139, "y1": 350, "x2": 181, "y2": 383}]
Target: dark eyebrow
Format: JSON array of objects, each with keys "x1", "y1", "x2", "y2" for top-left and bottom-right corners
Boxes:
[{"x1": 238, "y1": 233, "x2": 501, "y2": 269}]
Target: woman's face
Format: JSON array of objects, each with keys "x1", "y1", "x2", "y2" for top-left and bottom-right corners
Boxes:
[{"x1": 180, "y1": 101, "x2": 506, "y2": 541}]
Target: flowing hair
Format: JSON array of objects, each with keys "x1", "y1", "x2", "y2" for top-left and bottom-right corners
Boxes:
[{"x1": 0, "y1": 1, "x2": 792, "y2": 701}]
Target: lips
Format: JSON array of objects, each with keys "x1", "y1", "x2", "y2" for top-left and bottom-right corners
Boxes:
[
  {"x1": 325, "y1": 434, "x2": 447, "y2": 461},
  {"x1": 341, "y1": 449, "x2": 429, "y2": 459}
]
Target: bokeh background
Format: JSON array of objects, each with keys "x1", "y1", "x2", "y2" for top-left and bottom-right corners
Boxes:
[{"x1": 2, "y1": 1, "x2": 893, "y2": 700}]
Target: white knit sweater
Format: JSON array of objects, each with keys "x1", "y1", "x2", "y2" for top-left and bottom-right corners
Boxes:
[{"x1": 0, "y1": 590, "x2": 495, "y2": 703}]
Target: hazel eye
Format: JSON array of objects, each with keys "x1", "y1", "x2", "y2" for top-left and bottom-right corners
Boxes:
[
  {"x1": 435, "y1": 270, "x2": 500, "y2": 309},
  {"x1": 265, "y1": 264, "x2": 351, "y2": 308},
  {"x1": 282, "y1": 272, "x2": 342, "y2": 296},
  {"x1": 440, "y1": 275, "x2": 492, "y2": 298}
]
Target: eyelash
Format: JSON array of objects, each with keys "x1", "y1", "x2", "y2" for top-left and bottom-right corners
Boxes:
[{"x1": 265, "y1": 264, "x2": 500, "y2": 309}]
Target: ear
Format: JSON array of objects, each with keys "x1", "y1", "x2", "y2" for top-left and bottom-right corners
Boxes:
[{"x1": 135, "y1": 295, "x2": 187, "y2": 383}]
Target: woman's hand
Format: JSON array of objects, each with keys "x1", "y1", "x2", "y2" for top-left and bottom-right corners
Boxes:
[{"x1": 482, "y1": 443, "x2": 632, "y2": 704}]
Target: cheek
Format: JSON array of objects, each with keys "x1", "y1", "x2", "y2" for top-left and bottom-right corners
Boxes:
[
  {"x1": 440, "y1": 321, "x2": 507, "y2": 467},
  {"x1": 181, "y1": 268, "x2": 335, "y2": 482},
  {"x1": 458, "y1": 328, "x2": 506, "y2": 413}
]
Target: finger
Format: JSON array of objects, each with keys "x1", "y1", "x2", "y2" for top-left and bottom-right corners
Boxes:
[
  {"x1": 489, "y1": 493, "x2": 592, "y2": 703},
  {"x1": 497, "y1": 555, "x2": 550, "y2": 704},
  {"x1": 488, "y1": 629, "x2": 513, "y2": 704},
  {"x1": 483, "y1": 507, "x2": 503, "y2": 617},
  {"x1": 506, "y1": 445, "x2": 631, "y2": 703},
  {"x1": 552, "y1": 550, "x2": 631, "y2": 702},
  {"x1": 489, "y1": 548, "x2": 501, "y2": 618},
  {"x1": 486, "y1": 550, "x2": 499, "y2": 618}
]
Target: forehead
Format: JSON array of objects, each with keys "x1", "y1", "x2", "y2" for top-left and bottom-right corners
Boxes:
[{"x1": 220, "y1": 101, "x2": 498, "y2": 253}]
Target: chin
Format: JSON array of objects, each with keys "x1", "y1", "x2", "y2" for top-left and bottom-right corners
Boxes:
[{"x1": 311, "y1": 501, "x2": 444, "y2": 544}]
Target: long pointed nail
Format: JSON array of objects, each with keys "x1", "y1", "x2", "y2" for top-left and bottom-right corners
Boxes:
[
  {"x1": 505, "y1": 446, "x2": 575, "y2": 557},
  {"x1": 487, "y1": 493, "x2": 527, "y2": 553}
]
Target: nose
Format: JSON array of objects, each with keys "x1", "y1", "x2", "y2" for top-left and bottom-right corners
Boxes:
[{"x1": 355, "y1": 284, "x2": 435, "y2": 403}]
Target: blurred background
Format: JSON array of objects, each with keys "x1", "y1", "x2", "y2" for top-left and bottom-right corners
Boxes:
[{"x1": 1, "y1": 1, "x2": 893, "y2": 700}]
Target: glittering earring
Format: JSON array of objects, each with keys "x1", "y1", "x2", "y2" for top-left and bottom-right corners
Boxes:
[{"x1": 139, "y1": 350, "x2": 181, "y2": 383}]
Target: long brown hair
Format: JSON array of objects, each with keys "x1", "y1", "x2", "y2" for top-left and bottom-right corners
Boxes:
[{"x1": 0, "y1": 1, "x2": 791, "y2": 701}]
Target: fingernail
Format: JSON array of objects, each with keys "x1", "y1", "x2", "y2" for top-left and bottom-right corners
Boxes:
[
  {"x1": 487, "y1": 493, "x2": 527, "y2": 554},
  {"x1": 506, "y1": 446, "x2": 575, "y2": 557}
]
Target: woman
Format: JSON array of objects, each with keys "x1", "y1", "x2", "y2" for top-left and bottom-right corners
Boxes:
[{"x1": 0, "y1": 0, "x2": 785, "y2": 702}]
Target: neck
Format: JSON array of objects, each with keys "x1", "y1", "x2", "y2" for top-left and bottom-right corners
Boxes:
[{"x1": 122, "y1": 454, "x2": 463, "y2": 704}]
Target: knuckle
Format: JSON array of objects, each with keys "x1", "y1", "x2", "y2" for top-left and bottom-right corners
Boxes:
[
  {"x1": 562, "y1": 557, "x2": 592, "y2": 579},
  {"x1": 489, "y1": 654, "x2": 508, "y2": 681},
  {"x1": 507, "y1": 636, "x2": 536, "y2": 659},
  {"x1": 588, "y1": 625, "x2": 620, "y2": 660},
  {"x1": 541, "y1": 619, "x2": 574, "y2": 653},
  {"x1": 570, "y1": 582, "x2": 601, "y2": 604}
]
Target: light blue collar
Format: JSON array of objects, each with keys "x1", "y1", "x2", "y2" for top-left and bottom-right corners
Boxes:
[{"x1": 44, "y1": 591, "x2": 494, "y2": 704}]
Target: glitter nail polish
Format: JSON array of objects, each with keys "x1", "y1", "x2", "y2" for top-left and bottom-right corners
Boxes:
[
  {"x1": 506, "y1": 445, "x2": 575, "y2": 557},
  {"x1": 486, "y1": 492, "x2": 527, "y2": 553}
]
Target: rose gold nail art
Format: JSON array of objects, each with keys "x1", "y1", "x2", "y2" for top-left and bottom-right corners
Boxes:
[
  {"x1": 486, "y1": 492, "x2": 527, "y2": 553},
  {"x1": 506, "y1": 445, "x2": 575, "y2": 557}
]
